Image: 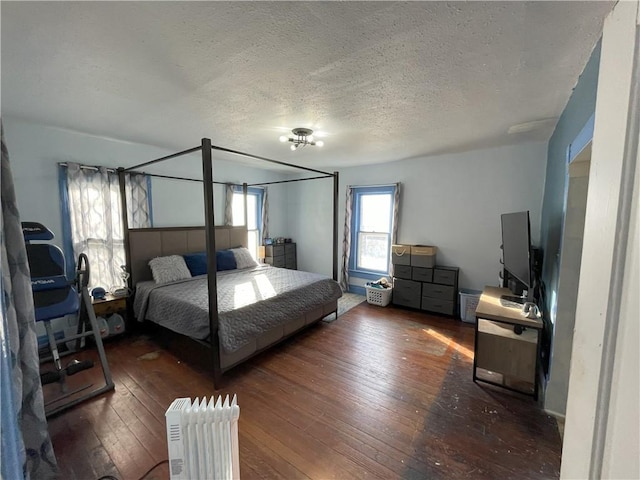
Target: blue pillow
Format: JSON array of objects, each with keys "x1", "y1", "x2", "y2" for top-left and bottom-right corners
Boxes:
[
  {"x1": 182, "y1": 250, "x2": 237, "y2": 275},
  {"x1": 216, "y1": 249, "x2": 237, "y2": 271},
  {"x1": 182, "y1": 252, "x2": 208, "y2": 276}
]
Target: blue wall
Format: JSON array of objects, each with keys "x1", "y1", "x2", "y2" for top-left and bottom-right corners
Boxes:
[{"x1": 540, "y1": 40, "x2": 601, "y2": 324}]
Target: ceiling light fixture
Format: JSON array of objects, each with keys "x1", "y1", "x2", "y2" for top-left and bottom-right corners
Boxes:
[{"x1": 279, "y1": 128, "x2": 324, "y2": 151}]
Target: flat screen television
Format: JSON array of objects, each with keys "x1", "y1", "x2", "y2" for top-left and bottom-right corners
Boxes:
[{"x1": 501, "y1": 211, "x2": 533, "y2": 303}]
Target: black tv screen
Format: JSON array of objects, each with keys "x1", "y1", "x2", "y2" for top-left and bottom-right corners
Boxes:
[{"x1": 501, "y1": 211, "x2": 532, "y2": 289}]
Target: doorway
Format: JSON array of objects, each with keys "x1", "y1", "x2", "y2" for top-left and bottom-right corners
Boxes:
[{"x1": 544, "y1": 135, "x2": 592, "y2": 418}]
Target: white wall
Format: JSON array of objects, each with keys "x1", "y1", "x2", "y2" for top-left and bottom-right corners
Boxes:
[
  {"x1": 288, "y1": 141, "x2": 548, "y2": 290},
  {"x1": 2, "y1": 117, "x2": 288, "y2": 247},
  {"x1": 3, "y1": 118, "x2": 548, "y2": 292}
]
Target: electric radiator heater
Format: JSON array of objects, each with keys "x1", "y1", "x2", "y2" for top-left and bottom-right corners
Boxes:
[{"x1": 165, "y1": 395, "x2": 240, "y2": 480}]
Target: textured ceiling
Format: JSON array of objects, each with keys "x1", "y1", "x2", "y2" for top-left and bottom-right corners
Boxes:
[{"x1": 1, "y1": 1, "x2": 613, "y2": 170}]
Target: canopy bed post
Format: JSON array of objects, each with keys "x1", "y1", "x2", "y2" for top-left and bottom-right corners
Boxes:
[
  {"x1": 118, "y1": 168, "x2": 132, "y2": 292},
  {"x1": 333, "y1": 171, "x2": 339, "y2": 282},
  {"x1": 201, "y1": 138, "x2": 222, "y2": 387}
]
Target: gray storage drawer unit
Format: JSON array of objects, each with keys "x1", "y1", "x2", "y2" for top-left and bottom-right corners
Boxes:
[
  {"x1": 392, "y1": 278, "x2": 421, "y2": 309},
  {"x1": 284, "y1": 243, "x2": 297, "y2": 269},
  {"x1": 422, "y1": 283, "x2": 455, "y2": 300},
  {"x1": 433, "y1": 267, "x2": 457, "y2": 286},
  {"x1": 421, "y1": 266, "x2": 459, "y2": 316},
  {"x1": 394, "y1": 264, "x2": 412, "y2": 280},
  {"x1": 421, "y1": 297, "x2": 455, "y2": 315},
  {"x1": 412, "y1": 267, "x2": 433, "y2": 282},
  {"x1": 265, "y1": 243, "x2": 297, "y2": 270},
  {"x1": 391, "y1": 243, "x2": 458, "y2": 317}
]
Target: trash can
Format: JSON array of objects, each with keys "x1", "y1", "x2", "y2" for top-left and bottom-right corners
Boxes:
[{"x1": 459, "y1": 289, "x2": 482, "y2": 323}]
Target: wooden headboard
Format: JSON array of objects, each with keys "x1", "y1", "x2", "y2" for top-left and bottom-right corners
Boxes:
[{"x1": 128, "y1": 225, "x2": 248, "y2": 285}]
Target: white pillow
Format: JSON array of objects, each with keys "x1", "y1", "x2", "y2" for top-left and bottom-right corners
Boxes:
[
  {"x1": 148, "y1": 255, "x2": 192, "y2": 284},
  {"x1": 230, "y1": 247, "x2": 259, "y2": 269}
]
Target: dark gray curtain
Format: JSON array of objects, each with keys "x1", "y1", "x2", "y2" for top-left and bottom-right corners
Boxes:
[{"x1": 1, "y1": 122, "x2": 58, "y2": 478}]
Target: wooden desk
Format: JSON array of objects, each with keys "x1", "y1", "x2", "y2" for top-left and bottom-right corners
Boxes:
[{"x1": 473, "y1": 286, "x2": 543, "y2": 398}]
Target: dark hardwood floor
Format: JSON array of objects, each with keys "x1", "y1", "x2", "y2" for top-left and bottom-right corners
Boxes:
[{"x1": 46, "y1": 303, "x2": 562, "y2": 479}]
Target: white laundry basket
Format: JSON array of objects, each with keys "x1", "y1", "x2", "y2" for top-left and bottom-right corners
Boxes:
[{"x1": 365, "y1": 285, "x2": 393, "y2": 307}]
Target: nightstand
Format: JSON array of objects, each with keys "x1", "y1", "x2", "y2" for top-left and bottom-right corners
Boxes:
[{"x1": 92, "y1": 293, "x2": 127, "y2": 318}]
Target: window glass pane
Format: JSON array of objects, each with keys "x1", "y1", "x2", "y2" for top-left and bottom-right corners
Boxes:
[
  {"x1": 359, "y1": 194, "x2": 391, "y2": 233},
  {"x1": 247, "y1": 195, "x2": 258, "y2": 230},
  {"x1": 247, "y1": 230, "x2": 258, "y2": 259},
  {"x1": 232, "y1": 193, "x2": 244, "y2": 226},
  {"x1": 233, "y1": 192, "x2": 260, "y2": 230},
  {"x1": 357, "y1": 232, "x2": 389, "y2": 271}
]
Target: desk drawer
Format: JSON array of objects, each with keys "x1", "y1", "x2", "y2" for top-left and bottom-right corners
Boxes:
[
  {"x1": 285, "y1": 243, "x2": 296, "y2": 254},
  {"x1": 476, "y1": 319, "x2": 537, "y2": 382}
]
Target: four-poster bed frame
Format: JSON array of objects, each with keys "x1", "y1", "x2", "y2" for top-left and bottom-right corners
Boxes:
[{"x1": 117, "y1": 138, "x2": 339, "y2": 386}]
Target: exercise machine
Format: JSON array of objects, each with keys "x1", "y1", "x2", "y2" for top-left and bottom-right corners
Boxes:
[{"x1": 23, "y1": 222, "x2": 114, "y2": 417}]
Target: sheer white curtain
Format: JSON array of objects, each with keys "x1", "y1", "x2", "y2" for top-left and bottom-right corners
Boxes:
[
  {"x1": 340, "y1": 186, "x2": 354, "y2": 292},
  {"x1": 224, "y1": 183, "x2": 234, "y2": 225},
  {"x1": 64, "y1": 163, "x2": 150, "y2": 290},
  {"x1": 261, "y1": 186, "x2": 269, "y2": 245},
  {"x1": 389, "y1": 183, "x2": 401, "y2": 276}
]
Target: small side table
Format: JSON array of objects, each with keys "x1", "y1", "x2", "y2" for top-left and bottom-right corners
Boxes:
[
  {"x1": 92, "y1": 293, "x2": 127, "y2": 319},
  {"x1": 473, "y1": 286, "x2": 543, "y2": 399}
]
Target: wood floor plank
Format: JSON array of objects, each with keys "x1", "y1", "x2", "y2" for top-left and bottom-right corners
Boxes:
[{"x1": 48, "y1": 303, "x2": 561, "y2": 479}]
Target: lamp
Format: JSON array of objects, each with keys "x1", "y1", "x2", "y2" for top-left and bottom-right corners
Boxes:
[
  {"x1": 258, "y1": 246, "x2": 266, "y2": 263},
  {"x1": 279, "y1": 128, "x2": 324, "y2": 151}
]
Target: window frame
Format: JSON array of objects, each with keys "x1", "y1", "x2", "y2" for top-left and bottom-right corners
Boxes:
[{"x1": 348, "y1": 185, "x2": 396, "y2": 279}]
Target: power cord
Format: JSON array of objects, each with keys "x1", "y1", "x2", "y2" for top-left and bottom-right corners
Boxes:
[{"x1": 97, "y1": 459, "x2": 169, "y2": 480}]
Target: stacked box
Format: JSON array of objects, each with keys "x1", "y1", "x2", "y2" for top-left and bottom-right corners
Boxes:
[
  {"x1": 391, "y1": 244, "x2": 411, "y2": 265},
  {"x1": 410, "y1": 245, "x2": 437, "y2": 268}
]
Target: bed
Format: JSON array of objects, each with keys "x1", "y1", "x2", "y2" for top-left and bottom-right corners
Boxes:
[
  {"x1": 127, "y1": 225, "x2": 341, "y2": 378},
  {"x1": 119, "y1": 139, "x2": 341, "y2": 386}
]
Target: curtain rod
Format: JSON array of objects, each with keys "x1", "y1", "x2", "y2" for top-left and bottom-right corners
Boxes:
[
  {"x1": 58, "y1": 162, "x2": 116, "y2": 173},
  {"x1": 347, "y1": 182, "x2": 400, "y2": 188}
]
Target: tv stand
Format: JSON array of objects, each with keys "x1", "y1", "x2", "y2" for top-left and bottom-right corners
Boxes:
[{"x1": 473, "y1": 286, "x2": 543, "y2": 399}]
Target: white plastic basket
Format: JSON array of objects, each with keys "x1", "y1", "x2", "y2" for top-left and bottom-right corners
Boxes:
[
  {"x1": 459, "y1": 290, "x2": 482, "y2": 323},
  {"x1": 365, "y1": 286, "x2": 392, "y2": 307}
]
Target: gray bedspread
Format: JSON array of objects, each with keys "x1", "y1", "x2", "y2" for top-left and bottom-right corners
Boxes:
[{"x1": 133, "y1": 265, "x2": 342, "y2": 353}]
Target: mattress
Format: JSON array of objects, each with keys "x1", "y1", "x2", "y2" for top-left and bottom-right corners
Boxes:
[{"x1": 133, "y1": 265, "x2": 342, "y2": 353}]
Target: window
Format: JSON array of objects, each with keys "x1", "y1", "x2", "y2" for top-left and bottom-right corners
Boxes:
[
  {"x1": 60, "y1": 164, "x2": 151, "y2": 290},
  {"x1": 349, "y1": 185, "x2": 396, "y2": 275},
  {"x1": 231, "y1": 187, "x2": 263, "y2": 259}
]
